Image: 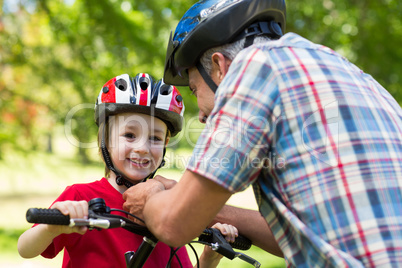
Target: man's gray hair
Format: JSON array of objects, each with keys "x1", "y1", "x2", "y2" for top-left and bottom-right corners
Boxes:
[{"x1": 199, "y1": 36, "x2": 272, "y2": 75}]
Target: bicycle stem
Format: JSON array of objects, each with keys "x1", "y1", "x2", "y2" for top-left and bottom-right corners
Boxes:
[{"x1": 125, "y1": 236, "x2": 158, "y2": 268}]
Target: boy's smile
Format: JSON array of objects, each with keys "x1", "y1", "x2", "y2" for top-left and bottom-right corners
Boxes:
[
  {"x1": 128, "y1": 157, "x2": 151, "y2": 167},
  {"x1": 108, "y1": 113, "x2": 169, "y2": 184}
]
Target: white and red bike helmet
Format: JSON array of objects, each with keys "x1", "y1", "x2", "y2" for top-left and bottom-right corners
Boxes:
[
  {"x1": 95, "y1": 73, "x2": 184, "y2": 136},
  {"x1": 94, "y1": 73, "x2": 185, "y2": 187}
]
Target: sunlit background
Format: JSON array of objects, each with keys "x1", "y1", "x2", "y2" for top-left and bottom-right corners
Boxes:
[{"x1": 1, "y1": 0, "x2": 401, "y2": 267}]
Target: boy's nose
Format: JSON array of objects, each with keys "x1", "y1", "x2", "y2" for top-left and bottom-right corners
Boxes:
[{"x1": 131, "y1": 139, "x2": 150, "y2": 154}]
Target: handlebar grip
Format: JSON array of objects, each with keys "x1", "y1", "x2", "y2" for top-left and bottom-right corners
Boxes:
[
  {"x1": 200, "y1": 228, "x2": 252, "y2": 250},
  {"x1": 231, "y1": 234, "x2": 252, "y2": 250},
  {"x1": 26, "y1": 208, "x2": 70, "y2": 225}
]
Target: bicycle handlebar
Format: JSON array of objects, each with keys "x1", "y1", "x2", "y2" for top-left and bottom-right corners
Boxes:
[
  {"x1": 26, "y1": 198, "x2": 261, "y2": 267},
  {"x1": 27, "y1": 208, "x2": 70, "y2": 225},
  {"x1": 26, "y1": 207, "x2": 252, "y2": 251},
  {"x1": 26, "y1": 207, "x2": 154, "y2": 237}
]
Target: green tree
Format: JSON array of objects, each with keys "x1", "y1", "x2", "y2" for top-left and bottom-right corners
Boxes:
[
  {"x1": 286, "y1": 0, "x2": 402, "y2": 101},
  {"x1": 1, "y1": 0, "x2": 401, "y2": 162},
  {"x1": 0, "y1": 0, "x2": 197, "y2": 161}
]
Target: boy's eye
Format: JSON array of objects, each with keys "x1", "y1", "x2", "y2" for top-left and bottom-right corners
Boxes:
[
  {"x1": 124, "y1": 133, "x2": 135, "y2": 139},
  {"x1": 150, "y1": 136, "x2": 163, "y2": 142}
]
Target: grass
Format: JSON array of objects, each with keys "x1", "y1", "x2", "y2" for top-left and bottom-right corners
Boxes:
[
  {"x1": 0, "y1": 228, "x2": 284, "y2": 267},
  {"x1": 186, "y1": 243, "x2": 285, "y2": 268},
  {"x1": 0, "y1": 142, "x2": 285, "y2": 267},
  {"x1": 0, "y1": 228, "x2": 22, "y2": 254}
]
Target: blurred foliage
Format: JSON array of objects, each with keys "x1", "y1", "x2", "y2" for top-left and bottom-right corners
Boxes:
[
  {"x1": 0, "y1": 0, "x2": 198, "y2": 162},
  {"x1": 0, "y1": 0, "x2": 401, "y2": 162},
  {"x1": 286, "y1": 0, "x2": 402, "y2": 104},
  {"x1": 0, "y1": 228, "x2": 22, "y2": 253}
]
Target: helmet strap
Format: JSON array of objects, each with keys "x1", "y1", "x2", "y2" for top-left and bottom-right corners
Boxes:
[
  {"x1": 115, "y1": 174, "x2": 134, "y2": 188},
  {"x1": 244, "y1": 35, "x2": 256, "y2": 49},
  {"x1": 100, "y1": 122, "x2": 134, "y2": 188},
  {"x1": 234, "y1": 21, "x2": 283, "y2": 49},
  {"x1": 196, "y1": 61, "x2": 218, "y2": 94},
  {"x1": 194, "y1": 21, "x2": 282, "y2": 94},
  {"x1": 142, "y1": 148, "x2": 166, "y2": 182}
]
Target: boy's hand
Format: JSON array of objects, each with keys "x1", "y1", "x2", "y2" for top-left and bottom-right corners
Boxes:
[
  {"x1": 47, "y1": 200, "x2": 89, "y2": 235},
  {"x1": 212, "y1": 222, "x2": 238, "y2": 243},
  {"x1": 199, "y1": 223, "x2": 239, "y2": 267}
]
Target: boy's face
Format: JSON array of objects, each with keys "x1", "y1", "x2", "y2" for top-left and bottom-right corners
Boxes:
[{"x1": 108, "y1": 113, "x2": 169, "y2": 183}]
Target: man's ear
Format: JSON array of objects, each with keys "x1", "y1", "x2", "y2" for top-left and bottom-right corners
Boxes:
[{"x1": 211, "y1": 52, "x2": 232, "y2": 83}]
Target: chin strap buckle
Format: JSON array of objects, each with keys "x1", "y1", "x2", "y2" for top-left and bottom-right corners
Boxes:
[{"x1": 116, "y1": 175, "x2": 134, "y2": 188}]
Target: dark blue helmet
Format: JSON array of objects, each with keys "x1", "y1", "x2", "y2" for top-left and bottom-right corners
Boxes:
[{"x1": 164, "y1": 0, "x2": 286, "y2": 86}]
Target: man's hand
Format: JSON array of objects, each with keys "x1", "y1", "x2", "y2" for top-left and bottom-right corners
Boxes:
[
  {"x1": 153, "y1": 175, "x2": 177, "y2": 189},
  {"x1": 122, "y1": 179, "x2": 166, "y2": 224}
]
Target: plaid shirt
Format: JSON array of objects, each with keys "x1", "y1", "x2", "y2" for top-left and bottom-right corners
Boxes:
[{"x1": 187, "y1": 33, "x2": 402, "y2": 267}]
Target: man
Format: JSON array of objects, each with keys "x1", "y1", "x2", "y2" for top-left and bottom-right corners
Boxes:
[{"x1": 123, "y1": 0, "x2": 402, "y2": 267}]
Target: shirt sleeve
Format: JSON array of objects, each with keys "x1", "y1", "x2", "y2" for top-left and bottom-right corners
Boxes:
[{"x1": 187, "y1": 46, "x2": 280, "y2": 193}]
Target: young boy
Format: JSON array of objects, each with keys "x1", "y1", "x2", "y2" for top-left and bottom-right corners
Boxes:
[{"x1": 18, "y1": 73, "x2": 238, "y2": 268}]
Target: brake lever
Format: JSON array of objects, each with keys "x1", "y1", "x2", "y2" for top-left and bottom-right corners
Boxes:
[
  {"x1": 69, "y1": 210, "x2": 127, "y2": 230},
  {"x1": 235, "y1": 252, "x2": 261, "y2": 267}
]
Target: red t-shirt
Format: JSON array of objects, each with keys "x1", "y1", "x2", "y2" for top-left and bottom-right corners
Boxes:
[{"x1": 37, "y1": 178, "x2": 192, "y2": 268}]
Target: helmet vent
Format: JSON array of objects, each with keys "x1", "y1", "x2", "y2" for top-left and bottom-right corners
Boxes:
[
  {"x1": 115, "y1": 79, "x2": 127, "y2": 91},
  {"x1": 176, "y1": 95, "x2": 183, "y2": 102},
  {"x1": 160, "y1": 84, "x2": 172, "y2": 95},
  {"x1": 139, "y1": 77, "x2": 150, "y2": 91}
]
